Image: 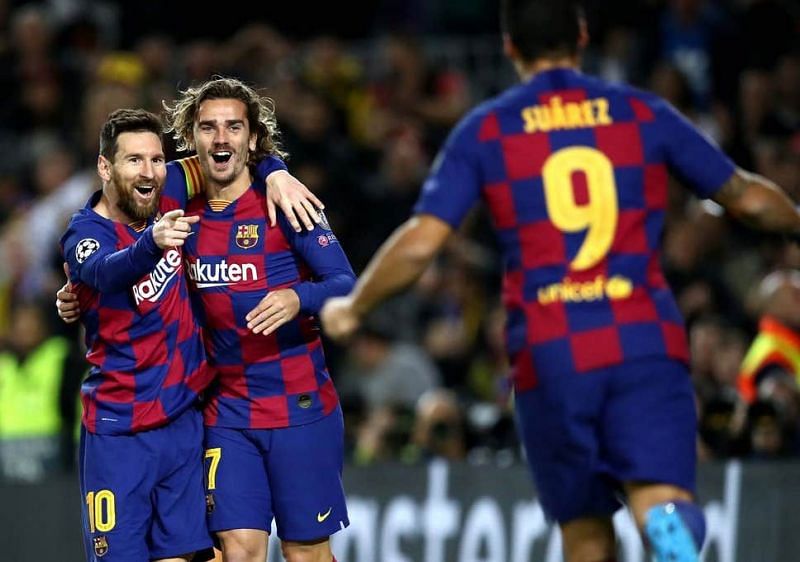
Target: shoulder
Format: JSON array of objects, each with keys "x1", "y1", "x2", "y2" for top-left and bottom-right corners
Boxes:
[
  {"x1": 445, "y1": 96, "x2": 504, "y2": 147},
  {"x1": 617, "y1": 83, "x2": 675, "y2": 117},
  {"x1": 167, "y1": 157, "x2": 202, "y2": 183},
  {"x1": 63, "y1": 207, "x2": 121, "y2": 248},
  {"x1": 578, "y1": 72, "x2": 670, "y2": 113},
  {"x1": 62, "y1": 209, "x2": 108, "y2": 243},
  {"x1": 61, "y1": 214, "x2": 114, "y2": 265},
  {"x1": 164, "y1": 157, "x2": 204, "y2": 202}
]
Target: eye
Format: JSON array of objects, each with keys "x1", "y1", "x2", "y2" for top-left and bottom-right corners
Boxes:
[
  {"x1": 129, "y1": 156, "x2": 140, "y2": 164},
  {"x1": 199, "y1": 124, "x2": 213, "y2": 132},
  {"x1": 230, "y1": 124, "x2": 243, "y2": 132},
  {"x1": 153, "y1": 157, "x2": 165, "y2": 165}
]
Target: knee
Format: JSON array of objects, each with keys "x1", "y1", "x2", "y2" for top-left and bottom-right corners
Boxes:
[{"x1": 218, "y1": 531, "x2": 267, "y2": 562}]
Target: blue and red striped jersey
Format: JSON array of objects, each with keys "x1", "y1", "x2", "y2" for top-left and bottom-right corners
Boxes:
[
  {"x1": 182, "y1": 181, "x2": 355, "y2": 429},
  {"x1": 414, "y1": 68, "x2": 736, "y2": 391},
  {"x1": 60, "y1": 161, "x2": 214, "y2": 434}
]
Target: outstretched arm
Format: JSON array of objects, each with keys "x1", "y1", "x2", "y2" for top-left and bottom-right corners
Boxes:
[
  {"x1": 713, "y1": 168, "x2": 800, "y2": 235},
  {"x1": 57, "y1": 210, "x2": 197, "y2": 318},
  {"x1": 320, "y1": 214, "x2": 453, "y2": 341},
  {"x1": 77, "y1": 210, "x2": 197, "y2": 293}
]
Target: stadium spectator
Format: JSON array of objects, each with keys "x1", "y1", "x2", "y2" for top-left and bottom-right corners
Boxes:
[
  {"x1": 739, "y1": 270, "x2": 800, "y2": 403},
  {"x1": 409, "y1": 388, "x2": 467, "y2": 461},
  {"x1": 0, "y1": 301, "x2": 79, "y2": 481},
  {"x1": 340, "y1": 313, "x2": 440, "y2": 413}
]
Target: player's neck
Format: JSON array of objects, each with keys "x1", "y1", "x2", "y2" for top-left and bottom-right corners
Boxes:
[
  {"x1": 204, "y1": 171, "x2": 253, "y2": 202},
  {"x1": 516, "y1": 56, "x2": 580, "y2": 82}
]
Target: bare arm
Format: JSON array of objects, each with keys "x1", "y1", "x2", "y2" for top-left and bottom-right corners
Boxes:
[
  {"x1": 713, "y1": 168, "x2": 800, "y2": 234},
  {"x1": 321, "y1": 215, "x2": 453, "y2": 341},
  {"x1": 354, "y1": 215, "x2": 453, "y2": 314}
]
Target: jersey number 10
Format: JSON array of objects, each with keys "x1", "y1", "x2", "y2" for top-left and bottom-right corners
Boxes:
[{"x1": 85, "y1": 489, "x2": 116, "y2": 533}]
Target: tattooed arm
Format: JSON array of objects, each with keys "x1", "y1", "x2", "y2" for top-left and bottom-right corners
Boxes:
[{"x1": 713, "y1": 169, "x2": 800, "y2": 235}]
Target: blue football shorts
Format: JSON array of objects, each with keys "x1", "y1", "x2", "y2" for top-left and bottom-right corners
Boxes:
[
  {"x1": 514, "y1": 356, "x2": 697, "y2": 523},
  {"x1": 79, "y1": 406, "x2": 213, "y2": 561},
  {"x1": 203, "y1": 406, "x2": 349, "y2": 541}
]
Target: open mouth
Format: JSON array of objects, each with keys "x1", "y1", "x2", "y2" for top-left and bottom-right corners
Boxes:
[
  {"x1": 135, "y1": 185, "x2": 155, "y2": 196},
  {"x1": 211, "y1": 151, "x2": 233, "y2": 164}
]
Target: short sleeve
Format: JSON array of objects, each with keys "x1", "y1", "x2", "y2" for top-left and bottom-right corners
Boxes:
[
  {"x1": 655, "y1": 99, "x2": 736, "y2": 199},
  {"x1": 413, "y1": 114, "x2": 484, "y2": 227}
]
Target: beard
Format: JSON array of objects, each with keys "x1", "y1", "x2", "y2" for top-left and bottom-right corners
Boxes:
[{"x1": 112, "y1": 171, "x2": 161, "y2": 221}]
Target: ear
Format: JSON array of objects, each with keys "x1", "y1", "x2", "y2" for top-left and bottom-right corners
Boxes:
[
  {"x1": 249, "y1": 132, "x2": 257, "y2": 153},
  {"x1": 97, "y1": 155, "x2": 111, "y2": 182}
]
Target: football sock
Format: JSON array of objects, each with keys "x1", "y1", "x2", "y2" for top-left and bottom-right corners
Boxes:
[{"x1": 644, "y1": 500, "x2": 705, "y2": 562}]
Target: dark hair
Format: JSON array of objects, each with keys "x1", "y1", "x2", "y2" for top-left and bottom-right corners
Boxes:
[
  {"x1": 500, "y1": 0, "x2": 583, "y2": 62},
  {"x1": 164, "y1": 76, "x2": 288, "y2": 164},
  {"x1": 99, "y1": 108, "x2": 164, "y2": 161}
]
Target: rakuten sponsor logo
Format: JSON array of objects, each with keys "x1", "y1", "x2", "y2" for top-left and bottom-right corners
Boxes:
[
  {"x1": 133, "y1": 249, "x2": 182, "y2": 305},
  {"x1": 187, "y1": 258, "x2": 258, "y2": 288}
]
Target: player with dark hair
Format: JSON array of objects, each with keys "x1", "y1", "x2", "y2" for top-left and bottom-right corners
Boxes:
[
  {"x1": 164, "y1": 77, "x2": 354, "y2": 562},
  {"x1": 321, "y1": 2, "x2": 800, "y2": 561},
  {"x1": 61, "y1": 108, "x2": 214, "y2": 562}
]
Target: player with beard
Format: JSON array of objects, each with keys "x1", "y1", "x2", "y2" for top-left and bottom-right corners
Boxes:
[{"x1": 61, "y1": 108, "x2": 216, "y2": 562}]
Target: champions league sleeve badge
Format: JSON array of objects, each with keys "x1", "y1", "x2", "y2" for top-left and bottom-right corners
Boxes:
[{"x1": 75, "y1": 238, "x2": 100, "y2": 264}]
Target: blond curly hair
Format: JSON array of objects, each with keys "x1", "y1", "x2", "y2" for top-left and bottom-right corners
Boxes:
[{"x1": 163, "y1": 76, "x2": 288, "y2": 164}]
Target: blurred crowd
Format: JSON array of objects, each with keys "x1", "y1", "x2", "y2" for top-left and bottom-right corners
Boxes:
[{"x1": 0, "y1": 0, "x2": 798, "y2": 483}]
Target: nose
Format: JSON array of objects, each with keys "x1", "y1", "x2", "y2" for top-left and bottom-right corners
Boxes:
[
  {"x1": 140, "y1": 159, "x2": 155, "y2": 179},
  {"x1": 213, "y1": 126, "x2": 228, "y2": 145}
]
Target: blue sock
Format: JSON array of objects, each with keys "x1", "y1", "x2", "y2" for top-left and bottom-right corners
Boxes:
[{"x1": 644, "y1": 500, "x2": 706, "y2": 562}]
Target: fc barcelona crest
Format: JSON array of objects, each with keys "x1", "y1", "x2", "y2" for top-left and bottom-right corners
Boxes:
[
  {"x1": 235, "y1": 224, "x2": 259, "y2": 249},
  {"x1": 93, "y1": 535, "x2": 109, "y2": 557}
]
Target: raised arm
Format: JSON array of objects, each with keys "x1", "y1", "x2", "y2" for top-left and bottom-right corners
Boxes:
[
  {"x1": 256, "y1": 158, "x2": 325, "y2": 232},
  {"x1": 170, "y1": 155, "x2": 324, "y2": 232}
]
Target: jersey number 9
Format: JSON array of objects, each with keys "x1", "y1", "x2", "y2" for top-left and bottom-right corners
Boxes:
[{"x1": 542, "y1": 146, "x2": 618, "y2": 271}]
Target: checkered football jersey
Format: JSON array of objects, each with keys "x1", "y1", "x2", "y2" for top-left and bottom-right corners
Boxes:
[
  {"x1": 60, "y1": 161, "x2": 213, "y2": 434},
  {"x1": 415, "y1": 68, "x2": 736, "y2": 391},
  {"x1": 181, "y1": 181, "x2": 355, "y2": 429}
]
